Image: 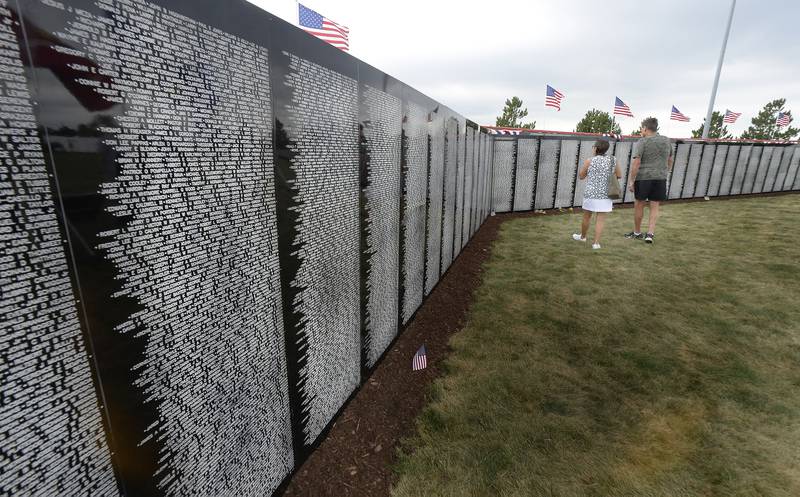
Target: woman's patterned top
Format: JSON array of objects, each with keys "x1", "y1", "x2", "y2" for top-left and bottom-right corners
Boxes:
[{"x1": 584, "y1": 155, "x2": 616, "y2": 199}]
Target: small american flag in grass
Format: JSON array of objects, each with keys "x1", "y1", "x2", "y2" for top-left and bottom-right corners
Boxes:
[
  {"x1": 299, "y1": 4, "x2": 350, "y2": 51},
  {"x1": 670, "y1": 106, "x2": 690, "y2": 122},
  {"x1": 545, "y1": 85, "x2": 564, "y2": 111},
  {"x1": 776, "y1": 112, "x2": 791, "y2": 127},
  {"x1": 412, "y1": 345, "x2": 427, "y2": 371},
  {"x1": 613, "y1": 97, "x2": 634, "y2": 118},
  {"x1": 723, "y1": 109, "x2": 741, "y2": 124}
]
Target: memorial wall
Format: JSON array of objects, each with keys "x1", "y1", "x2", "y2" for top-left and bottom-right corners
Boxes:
[
  {"x1": 2, "y1": 1, "x2": 797, "y2": 495},
  {"x1": 491, "y1": 135, "x2": 800, "y2": 213},
  {"x1": 0, "y1": 0, "x2": 493, "y2": 495}
]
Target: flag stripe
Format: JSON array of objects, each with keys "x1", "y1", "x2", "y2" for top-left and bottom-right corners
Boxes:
[
  {"x1": 299, "y1": 3, "x2": 350, "y2": 52},
  {"x1": 670, "y1": 106, "x2": 690, "y2": 122},
  {"x1": 545, "y1": 84, "x2": 564, "y2": 111},
  {"x1": 613, "y1": 97, "x2": 633, "y2": 117}
]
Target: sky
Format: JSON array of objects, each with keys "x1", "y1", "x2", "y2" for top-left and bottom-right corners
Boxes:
[{"x1": 246, "y1": 0, "x2": 799, "y2": 138}]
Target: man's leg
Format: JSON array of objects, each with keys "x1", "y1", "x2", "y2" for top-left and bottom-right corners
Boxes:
[
  {"x1": 634, "y1": 200, "x2": 645, "y2": 233},
  {"x1": 647, "y1": 201, "x2": 660, "y2": 234}
]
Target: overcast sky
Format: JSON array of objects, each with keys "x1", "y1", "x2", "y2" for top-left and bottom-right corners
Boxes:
[{"x1": 246, "y1": 0, "x2": 798, "y2": 137}]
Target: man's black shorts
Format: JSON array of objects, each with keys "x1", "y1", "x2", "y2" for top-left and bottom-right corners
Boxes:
[{"x1": 634, "y1": 180, "x2": 667, "y2": 201}]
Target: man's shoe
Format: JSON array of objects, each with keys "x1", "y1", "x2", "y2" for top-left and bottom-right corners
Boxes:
[
  {"x1": 645, "y1": 233, "x2": 655, "y2": 244},
  {"x1": 624, "y1": 232, "x2": 644, "y2": 240},
  {"x1": 572, "y1": 233, "x2": 586, "y2": 242}
]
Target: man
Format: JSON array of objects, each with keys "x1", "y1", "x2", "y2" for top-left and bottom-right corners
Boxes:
[{"x1": 624, "y1": 117, "x2": 673, "y2": 244}]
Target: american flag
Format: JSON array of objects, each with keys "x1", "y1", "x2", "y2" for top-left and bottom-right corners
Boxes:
[
  {"x1": 723, "y1": 109, "x2": 741, "y2": 124},
  {"x1": 412, "y1": 345, "x2": 427, "y2": 371},
  {"x1": 299, "y1": 4, "x2": 350, "y2": 51},
  {"x1": 545, "y1": 85, "x2": 564, "y2": 111},
  {"x1": 776, "y1": 112, "x2": 791, "y2": 127},
  {"x1": 670, "y1": 106, "x2": 690, "y2": 122},
  {"x1": 613, "y1": 97, "x2": 634, "y2": 118}
]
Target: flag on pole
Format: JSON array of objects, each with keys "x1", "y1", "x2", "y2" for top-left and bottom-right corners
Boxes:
[
  {"x1": 776, "y1": 112, "x2": 791, "y2": 127},
  {"x1": 613, "y1": 97, "x2": 634, "y2": 118},
  {"x1": 670, "y1": 106, "x2": 690, "y2": 122},
  {"x1": 412, "y1": 345, "x2": 427, "y2": 371},
  {"x1": 723, "y1": 109, "x2": 741, "y2": 123},
  {"x1": 298, "y1": 4, "x2": 350, "y2": 51},
  {"x1": 545, "y1": 85, "x2": 564, "y2": 111}
]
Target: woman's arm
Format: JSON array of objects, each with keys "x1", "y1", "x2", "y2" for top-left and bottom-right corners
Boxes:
[
  {"x1": 615, "y1": 161, "x2": 623, "y2": 179},
  {"x1": 578, "y1": 158, "x2": 590, "y2": 179}
]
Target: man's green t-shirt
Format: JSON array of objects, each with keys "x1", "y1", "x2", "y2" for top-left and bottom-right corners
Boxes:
[{"x1": 633, "y1": 134, "x2": 672, "y2": 181}]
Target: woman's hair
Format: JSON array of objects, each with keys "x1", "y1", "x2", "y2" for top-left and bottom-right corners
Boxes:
[{"x1": 594, "y1": 139, "x2": 610, "y2": 155}]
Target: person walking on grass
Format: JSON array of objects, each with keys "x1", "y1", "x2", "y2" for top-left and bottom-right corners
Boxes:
[
  {"x1": 625, "y1": 117, "x2": 673, "y2": 244},
  {"x1": 572, "y1": 139, "x2": 622, "y2": 250}
]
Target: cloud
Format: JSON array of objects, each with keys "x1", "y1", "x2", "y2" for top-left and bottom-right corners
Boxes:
[{"x1": 249, "y1": 0, "x2": 799, "y2": 137}]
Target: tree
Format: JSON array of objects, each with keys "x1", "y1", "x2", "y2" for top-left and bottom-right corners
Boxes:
[
  {"x1": 629, "y1": 128, "x2": 642, "y2": 137},
  {"x1": 691, "y1": 111, "x2": 732, "y2": 139},
  {"x1": 496, "y1": 96, "x2": 536, "y2": 129},
  {"x1": 740, "y1": 98, "x2": 798, "y2": 140},
  {"x1": 575, "y1": 109, "x2": 621, "y2": 134}
]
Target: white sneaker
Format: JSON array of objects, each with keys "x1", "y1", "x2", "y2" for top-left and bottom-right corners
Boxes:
[
  {"x1": 592, "y1": 243, "x2": 601, "y2": 250},
  {"x1": 572, "y1": 233, "x2": 586, "y2": 242}
]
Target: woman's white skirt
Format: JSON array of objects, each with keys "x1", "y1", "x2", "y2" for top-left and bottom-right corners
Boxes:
[{"x1": 582, "y1": 198, "x2": 613, "y2": 212}]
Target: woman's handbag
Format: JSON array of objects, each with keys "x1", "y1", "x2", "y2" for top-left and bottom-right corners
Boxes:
[{"x1": 607, "y1": 157, "x2": 621, "y2": 199}]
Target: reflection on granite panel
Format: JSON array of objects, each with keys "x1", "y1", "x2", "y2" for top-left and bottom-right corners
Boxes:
[
  {"x1": 693, "y1": 144, "x2": 716, "y2": 197},
  {"x1": 534, "y1": 139, "x2": 559, "y2": 209},
  {"x1": 707, "y1": 145, "x2": 729, "y2": 197},
  {"x1": 441, "y1": 118, "x2": 457, "y2": 272},
  {"x1": 492, "y1": 140, "x2": 515, "y2": 213},
  {"x1": 283, "y1": 53, "x2": 361, "y2": 446},
  {"x1": 454, "y1": 123, "x2": 466, "y2": 257},
  {"x1": 790, "y1": 148, "x2": 800, "y2": 190},
  {"x1": 401, "y1": 101, "x2": 428, "y2": 324},
  {"x1": 741, "y1": 146, "x2": 763, "y2": 194},
  {"x1": 0, "y1": 2, "x2": 119, "y2": 493},
  {"x1": 749, "y1": 147, "x2": 772, "y2": 194},
  {"x1": 773, "y1": 147, "x2": 794, "y2": 192},
  {"x1": 762, "y1": 147, "x2": 791, "y2": 193},
  {"x1": 554, "y1": 139, "x2": 578, "y2": 208},
  {"x1": 665, "y1": 142, "x2": 678, "y2": 194},
  {"x1": 513, "y1": 139, "x2": 538, "y2": 211},
  {"x1": 425, "y1": 117, "x2": 444, "y2": 295},
  {"x1": 668, "y1": 144, "x2": 690, "y2": 199},
  {"x1": 461, "y1": 128, "x2": 474, "y2": 249},
  {"x1": 762, "y1": 147, "x2": 783, "y2": 192},
  {"x1": 720, "y1": 145, "x2": 741, "y2": 196},
  {"x1": 681, "y1": 144, "x2": 703, "y2": 198},
  {"x1": 730, "y1": 146, "x2": 752, "y2": 195},
  {"x1": 362, "y1": 84, "x2": 401, "y2": 367},
  {"x1": 613, "y1": 141, "x2": 632, "y2": 204}
]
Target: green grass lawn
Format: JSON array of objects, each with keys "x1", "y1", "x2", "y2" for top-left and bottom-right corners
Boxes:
[{"x1": 392, "y1": 195, "x2": 800, "y2": 497}]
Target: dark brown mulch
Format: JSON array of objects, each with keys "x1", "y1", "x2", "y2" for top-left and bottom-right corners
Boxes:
[
  {"x1": 280, "y1": 214, "x2": 506, "y2": 497},
  {"x1": 280, "y1": 190, "x2": 797, "y2": 497}
]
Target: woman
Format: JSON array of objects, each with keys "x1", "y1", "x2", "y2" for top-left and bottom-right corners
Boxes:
[{"x1": 572, "y1": 139, "x2": 622, "y2": 250}]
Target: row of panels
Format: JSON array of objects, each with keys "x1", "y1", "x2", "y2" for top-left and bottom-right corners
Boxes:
[
  {"x1": 1, "y1": 0, "x2": 493, "y2": 496},
  {"x1": 492, "y1": 136, "x2": 800, "y2": 212}
]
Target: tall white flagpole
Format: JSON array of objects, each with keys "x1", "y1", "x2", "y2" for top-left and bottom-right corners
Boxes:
[{"x1": 702, "y1": 0, "x2": 736, "y2": 139}]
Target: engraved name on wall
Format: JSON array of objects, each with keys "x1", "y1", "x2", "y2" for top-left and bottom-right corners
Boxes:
[
  {"x1": 0, "y1": 2, "x2": 118, "y2": 494},
  {"x1": 362, "y1": 84, "x2": 401, "y2": 366}
]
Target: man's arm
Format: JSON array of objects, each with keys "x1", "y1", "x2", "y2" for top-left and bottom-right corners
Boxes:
[
  {"x1": 628, "y1": 157, "x2": 641, "y2": 192},
  {"x1": 667, "y1": 153, "x2": 673, "y2": 171}
]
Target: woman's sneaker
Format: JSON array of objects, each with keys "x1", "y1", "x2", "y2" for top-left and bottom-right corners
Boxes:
[
  {"x1": 624, "y1": 232, "x2": 644, "y2": 240},
  {"x1": 592, "y1": 243, "x2": 601, "y2": 250},
  {"x1": 572, "y1": 233, "x2": 586, "y2": 242},
  {"x1": 645, "y1": 233, "x2": 655, "y2": 244}
]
